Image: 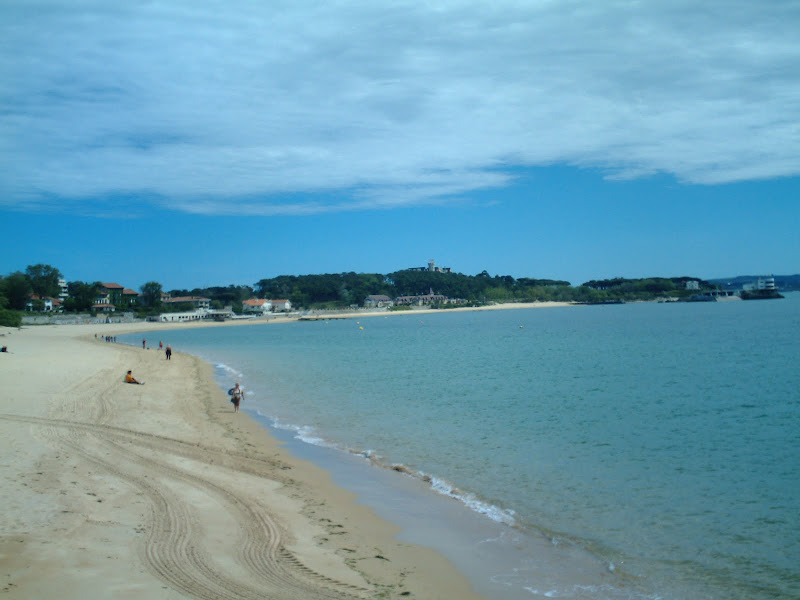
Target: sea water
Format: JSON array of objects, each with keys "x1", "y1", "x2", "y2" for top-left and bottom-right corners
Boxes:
[{"x1": 122, "y1": 293, "x2": 800, "y2": 599}]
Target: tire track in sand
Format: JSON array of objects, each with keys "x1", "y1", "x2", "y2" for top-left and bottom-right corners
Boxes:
[{"x1": 1, "y1": 414, "x2": 371, "y2": 600}]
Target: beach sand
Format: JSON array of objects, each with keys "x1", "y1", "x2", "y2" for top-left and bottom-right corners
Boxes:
[{"x1": 0, "y1": 322, "x2": 484, "y2": 599}]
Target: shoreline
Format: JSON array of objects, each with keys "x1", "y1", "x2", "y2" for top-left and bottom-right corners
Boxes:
[
  {"x1": 19, "y1": 299, "x2": 577, "y2": 332},
  {"x1": 0, "y1": 323, "x2": 483, "y2": 599}
]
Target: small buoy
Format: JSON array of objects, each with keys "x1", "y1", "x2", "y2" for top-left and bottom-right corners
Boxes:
[
  {"x1": 359, "y1": 326, "x2": 364, "y2": 330},
  {"x1": 519, "y1": 325, "x2": 524, "y2": 328}
]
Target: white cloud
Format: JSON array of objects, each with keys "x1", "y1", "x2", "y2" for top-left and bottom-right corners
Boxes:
[{"x1": 2, "y1": 0, "x2": 799, "y2": 213}]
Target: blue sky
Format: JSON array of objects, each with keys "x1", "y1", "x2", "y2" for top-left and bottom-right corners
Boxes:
[{"x1": 1, "y1": 1, "x2": 798, "y2": 291}]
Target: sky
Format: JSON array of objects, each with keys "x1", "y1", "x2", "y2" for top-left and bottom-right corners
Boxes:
[{"x1": 1, "y1": 0, "x2": 798, "y2": 291}]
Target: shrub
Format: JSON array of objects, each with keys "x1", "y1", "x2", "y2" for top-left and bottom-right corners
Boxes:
[{"x1": 0, "y1": 309, "x2": 23, "y2": 328}]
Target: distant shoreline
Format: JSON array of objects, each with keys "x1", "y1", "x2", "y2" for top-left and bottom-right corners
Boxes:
[{"x1": 15, "y1": 300, "x2": 578, "y2": 335}]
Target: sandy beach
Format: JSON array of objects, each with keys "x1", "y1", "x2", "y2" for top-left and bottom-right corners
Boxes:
[{"x1": 0, "y1": 321, "x2": 485, "y2": 599}]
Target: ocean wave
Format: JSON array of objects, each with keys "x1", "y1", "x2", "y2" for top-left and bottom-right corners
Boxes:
[
  {"x1": 427, "y1": 476, "x2": 517, "y2": 526},
  {"x1": 250, "y1": 407, "x2": 517, "y2": 527}
]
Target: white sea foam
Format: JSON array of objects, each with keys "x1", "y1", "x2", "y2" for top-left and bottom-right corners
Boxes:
[
  {"x1": 428, "y1": 476, "x2": 517, "y2": 526},
  {"x1": 215, "y1": 363, "x2": 243, "y2": 378},
  {"x1": 523, "y1": 589, "x2": 559, "y2": 598}
]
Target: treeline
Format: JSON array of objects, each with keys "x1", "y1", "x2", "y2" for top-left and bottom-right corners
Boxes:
[
  {"x1": 252, "y1": 272, "x2": 710, "y2": 308},
  {"x1": 1, "y1": 262, "x2": 717, "y2": 327},
  {"x1": 0, "y1": 264, "x2": 65, "y2": 326},
  {"x1": 252, "y1": 271, "x2": 573, "y2": 308},
  {"x1": 580, "y1": 277, "x2": 712, "y2": 301}
]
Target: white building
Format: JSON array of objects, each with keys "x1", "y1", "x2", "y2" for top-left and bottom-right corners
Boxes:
[
  {"x1": 270, "y1": 299, "x2": 292, "y2": 312},
  {"x1": 158, "y1": 311, "x2": 204, "y2": 322},
  {"x1": 242, "y1": 299, "x2": 273, "y2": 314},
  {"x1": 757, "y1": 276, "x2": 776, "y2": 290},
  {"x1": 57, "y1": 278, "x2": 68, "y2": 301},
  {"x1": 743, "y1": 276, "x2": 776, "y2": 291}
]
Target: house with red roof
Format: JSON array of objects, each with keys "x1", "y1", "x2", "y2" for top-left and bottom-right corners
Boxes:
[
  {"x1": 242, "y1": 298, "x2": 292, "y2": 314},
  {"x1": 242, "y1": 298, "x2": 272, "y2": 314}
]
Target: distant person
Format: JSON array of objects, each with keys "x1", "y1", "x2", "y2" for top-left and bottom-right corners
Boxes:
[
  {"x1": 142, "y1": 338, "x2": 146, "y2": 349},
  {"x1": 159, "y1": 341, "x2": 163, "y2": 350},
  {"x1": 228, "y1": 383, "x2": 243, "y2": 412},
  {"x1": 1, "y1": 346, "x2": 8, "y2": 353},
  {"x1": 165, "y1": 344, "x2": 172, "y2": 360},
  {"x1": 125, "y1": 370, "x2": 143, "y2": 385}
]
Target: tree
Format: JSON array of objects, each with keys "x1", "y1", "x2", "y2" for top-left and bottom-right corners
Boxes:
[
  {"x1": 140, "y1": 281, "x2": 163, "y2": 309},
  {"x1": 25, "y1": 264, "x2": 62, "y2": 298},
  {"x1": 65, "y1": 281, "x2": 102, "y2": 312},
  {"x1": 0, "y1": 272, "x2": 33, "y2": 310}
]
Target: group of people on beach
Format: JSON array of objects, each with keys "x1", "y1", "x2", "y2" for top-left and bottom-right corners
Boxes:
[
  {"x1": 123, "y1": 342, "x2": 240, "y2": 412},
  {"x1": 124, "y1": 340, "x2": 173, "y2": 385},
  {"x1": 138, "y1": 339, "x2": 172, "y2": 359}
]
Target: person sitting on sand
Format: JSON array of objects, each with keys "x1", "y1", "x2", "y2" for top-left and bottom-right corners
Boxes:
[{"x1": 125, "y1": 370, "x2": 143, "y2": 385}]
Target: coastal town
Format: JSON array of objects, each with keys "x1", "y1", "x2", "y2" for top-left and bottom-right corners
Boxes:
[{"x1": 0, "y1": 260, "x2": 792, "y2": 328}]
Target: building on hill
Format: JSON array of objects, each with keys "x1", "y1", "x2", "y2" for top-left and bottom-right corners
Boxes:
[{"x1": 405, "y1": 258, "x2": 451, "y2": 273}]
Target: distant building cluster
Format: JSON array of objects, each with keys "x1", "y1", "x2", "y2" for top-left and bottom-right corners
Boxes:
[
  {"x1": 24, "y1": 277, "x2": 69, "y2": 312},
  {"x1": 364, "y1": 287, "x2": 465, "y2": 309},
  {"x1": 241, "y1": 298, "x2": 292, "y2": 314},
  {"x1": 23, "y1": 279, "x2": 294, "y2": 322}
]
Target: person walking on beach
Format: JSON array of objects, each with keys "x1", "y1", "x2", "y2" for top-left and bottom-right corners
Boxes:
[
  {"x1": 142, "y1": 338, "x2": 146, "y2": 349},
  {"x1": 165, "y1": 344, "x2": 172, "y2": 360},
  {"x1": 159, "y1": 341, "x2": 163, "y2": 350},
  {"x1": 125, "y1": 370, "x2": 143, "y2": 384},
  {"x1": 228, "y1": 383, "x2": 243, "y2": 412}
]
